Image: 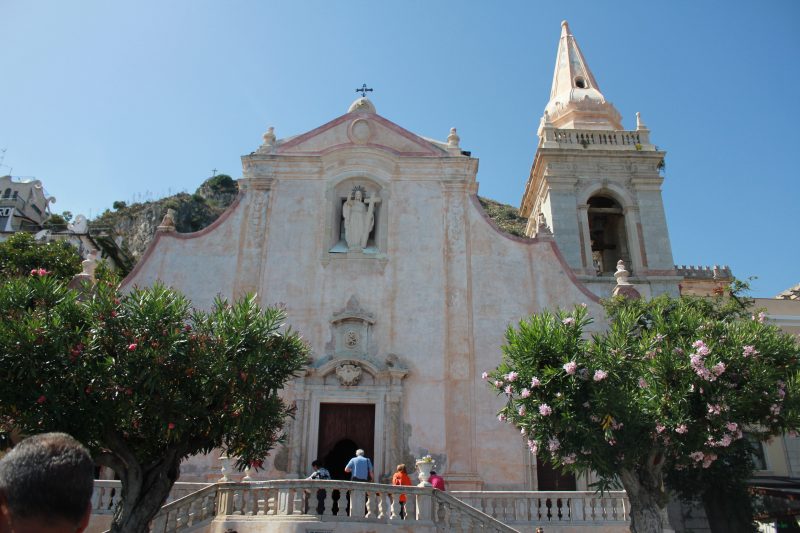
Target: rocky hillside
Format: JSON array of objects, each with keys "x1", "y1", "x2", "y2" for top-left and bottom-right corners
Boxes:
[
  {"x1": 91, "y1": 176, "x2": 529, "y2": 266},
  {"x1": 90, "y1": 175, "x2": 238, "y2": 262}
]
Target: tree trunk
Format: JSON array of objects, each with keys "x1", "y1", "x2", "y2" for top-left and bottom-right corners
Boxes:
[
  {"x1": 110, "y1": 456, "x2": 181, "y2": 533},
  {"x1": 620, "y1": 465, "x2": 667, "y2": 533}
]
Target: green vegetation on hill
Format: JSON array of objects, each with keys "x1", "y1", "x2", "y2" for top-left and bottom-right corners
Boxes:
[{"x1": 477, "y1": 196, "x2": 529, "y2": 238}]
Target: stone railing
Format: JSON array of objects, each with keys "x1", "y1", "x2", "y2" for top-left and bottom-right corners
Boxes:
[
  {"x1": 91, "y1": 480, "x2": 212, "y2": 515},
  {"x1": 150, "y1": 484, "x2": 219, "y2": 532},
  {"x1": 212, "y1": 480, "x2": 514, "y2": 530},
  {"x1": 540, "y1": 127, "x2": 652, "y2": 150},
  {"x1": 452, "y1": 490, "x2": 629, "y2": 527}
]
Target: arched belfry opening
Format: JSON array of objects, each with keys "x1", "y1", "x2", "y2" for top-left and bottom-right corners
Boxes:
[{"x1": 587, "y1": 195, "x2": 630, "y2": 275}]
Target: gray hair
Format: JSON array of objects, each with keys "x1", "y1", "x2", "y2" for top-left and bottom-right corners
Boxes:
[
  {"x1": 356, "y1": 449, "x2": 365, "y2": 456},
  {"x1": 0, "y1": 432, "x2": 94, "y2": 525}
]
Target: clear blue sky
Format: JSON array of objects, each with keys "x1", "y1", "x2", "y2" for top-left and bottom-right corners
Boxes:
[{"x1": 1, "y1": 1, "x2": 798, "y2": 297}]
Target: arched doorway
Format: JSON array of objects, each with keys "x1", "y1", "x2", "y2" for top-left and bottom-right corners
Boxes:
[{"x1": 317, "y1": 403, "x2": 375, "y2": 480}]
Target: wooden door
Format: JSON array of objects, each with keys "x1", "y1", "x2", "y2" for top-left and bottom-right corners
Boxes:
[
  {"x1": 536, "y1": 455, "x2": 576, "y2": 490},
  {"x1": 318, "y1": 403, "x2": 375, "y2": 480}
]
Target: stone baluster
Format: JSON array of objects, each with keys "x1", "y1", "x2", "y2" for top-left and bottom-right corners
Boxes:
[
  {"x1": 323, "y1": 488, "x2": 335, "y2": 516},
  {"x1": 366, "y1": 489, "x2": 378, "y2": 518},
  {"x1": 201, "y1": 492, "x2": 215, "y2": 521},
  {"x1": 514, "y1": 497, "x2": 527, "y2": 521},
  {"x1": 388, "y1": 492, "x2": 399, "y2": 520},
  {"x1": 375, "y1": 491, "x2": 386, "y2": 519},
  {"x1": 178, "y1": 498, "x2": 192, "y2": 526},
  {"x1": 584, "y1": 497, "x2": 594, "y2": 521}
]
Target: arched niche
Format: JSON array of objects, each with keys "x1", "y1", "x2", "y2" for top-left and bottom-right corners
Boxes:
[{"x1": 325, "y1": 175, "x2": 389, "y2": 256}]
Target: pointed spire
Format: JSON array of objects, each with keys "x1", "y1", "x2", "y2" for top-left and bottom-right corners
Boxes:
[{"x1": 543, "y1": 21, "x2": 622, "y2": 130}]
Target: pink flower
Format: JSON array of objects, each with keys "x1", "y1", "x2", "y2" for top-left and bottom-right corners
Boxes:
[
  {"x1": 518, "y1": 406, "x2": 526, "y2": 416},
  {"x1": 548, "y1": 436, "x2": 560, "y2": 452},
  {"x1": 593, "y1": 369, "x2": 608, "y2": 382},
  {"x1": 494, "y1": 380, "x2": 503, "y2": 388},
  {"x1": 506, "y1": 371, "x2": 519, "y2": 382},
  {"x1": 520, "y1": 427, "x2": 527, "y2": 436},
  {"x1": 481, "y1": 371, "x2": 489, "y2": 380},
  {"x1": 527, "y1": 440, "x2": 539, "y2": 454},
  {"x1": 675, "y1": 424, "x2": 688, "y2": 434},
  {"x1": 539, "y1": 404, "x2": 552, "y2": 416},
  {"x1": 563, "y1": 361, "x2": 577, "y2": 375},
  {"x1": 656, "y1": 424, "x2": 666, "y2": 434},
  {"x1": 711, "y1": 362, "x2": 726, "y2": 377},
  {"x1": 504, "y1": 385, "x2": 513, "y2": 396},
  {"x1": 168, "y1": 422, "x2": 175, "y2": 430},
  {"x1": 562, "y1": 453, "x2": 577, "y2": 465},
  {"x1": 30, "y1": 268, "x2": 49, "y2": 276},
  {"x1": 726, "y1": 422, "x2": 738, "y2": 432},
  {"x1": 562, "y1": 317, "x2": 575, "y2": 326},
  {"x1": 757, "y1": 312, "x2": 767, "y2": 323},
  {"x1": 36, "y1": 395, "x2": 46, "y2": 404},
  {"x1": 607, "y1": 438, "x2": 617, "y2": 446},
  {"x1": 498, "y1": 414, "x2": 506, "y2": 422},
  {"x1": 638, "y1": 377, "x2": 649, "y2": 389},
  {"x1": 530, "y1": 377, "x2": 541, "y2": 388},
  {"x1": 690, "y1": 451, "x2": 704, "y2": 462},
  {"x1": 707, "y1": 404, "x2": 722, "y2": 416},
  {"x1": 743, "y1": 345, "x2": 757, "y2": 357},
  {"x1": 128, "y1": 343, "x2": 138, "y2": 351},
  {"x1": 718, "y1": 435, "x2": 732, "y2": 447},
  {"x1": 520, "y1": 388, "x2": 531, "y2": 398},
  {"x1": 770, "y1": 404, "x2": 782, "y2": 415}
]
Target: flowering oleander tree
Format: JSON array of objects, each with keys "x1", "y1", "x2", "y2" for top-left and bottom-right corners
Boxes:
[
  {"x1": 0, "y1": 273, "x2": 309, "y2": 533},
  {"x1": 487, "y1": 295, "x2": 800, "y2": 533}
]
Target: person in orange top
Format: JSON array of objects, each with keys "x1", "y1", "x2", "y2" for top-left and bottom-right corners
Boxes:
[{"x1": 391, "y1": 464, "x2": 412, "y2": 518}]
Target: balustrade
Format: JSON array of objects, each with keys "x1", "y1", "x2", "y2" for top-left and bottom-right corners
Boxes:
[
  {"x1": 93, "y1": 479, "x2": 626, "y2": 532},
  {"x1": 452, "y1": 490, "x2": 629, "y2": 525},
  {"x1": 542, "y1": 127, "x2": 651, "y2": 149}
]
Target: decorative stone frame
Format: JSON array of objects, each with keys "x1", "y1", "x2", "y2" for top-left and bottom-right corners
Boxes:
[
  {"x1": 324, "y1": 174, "x2": 389, "y2": 258},
  {"x1": 576, "y1": 183, "x2": 643, "y2": 277},
  {"x1": 286, "y1": 296, "x2": 408, "y2": 481}
]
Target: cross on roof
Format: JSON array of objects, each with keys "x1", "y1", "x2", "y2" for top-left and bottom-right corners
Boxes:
[{"x1": 355, "y1": 83, "x2": 373, "y2": 98}]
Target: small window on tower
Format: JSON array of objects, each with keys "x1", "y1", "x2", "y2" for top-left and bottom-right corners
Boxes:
[{"x1": 574, "y1": 76, "x2": 587, "y2": 89}]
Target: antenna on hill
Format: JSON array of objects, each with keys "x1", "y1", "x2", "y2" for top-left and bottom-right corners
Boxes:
[
  {"x1": 0, "y1": 148, "x2": 12, "y2": 175},
  {"x1": 211, "y1": 168, "x2": 218, "y2": 177}
]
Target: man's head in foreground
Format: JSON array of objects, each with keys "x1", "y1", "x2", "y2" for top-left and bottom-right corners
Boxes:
[{"x1": 0, "y1": 432, "x2": 94, "y2": 533}]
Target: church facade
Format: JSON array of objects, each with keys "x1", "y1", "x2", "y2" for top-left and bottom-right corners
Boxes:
[{"x1": 122, "y1": 21, "x2": 679, "y2": 491}]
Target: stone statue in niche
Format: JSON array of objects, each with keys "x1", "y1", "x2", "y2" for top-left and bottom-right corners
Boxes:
[
  {"x1": 343, "y1": 186, "x2": 381, "y2": 250},
  {"x1": 336, "y1": 363, "x2": 363, "y2": 387}
]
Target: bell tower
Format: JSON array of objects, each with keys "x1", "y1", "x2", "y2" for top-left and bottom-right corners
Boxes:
[{"x1": 520, "y1": 21, "x2": 680, "y2": 297}]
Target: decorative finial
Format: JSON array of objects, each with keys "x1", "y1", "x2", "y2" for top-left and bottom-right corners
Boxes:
[
  {"x1": 561, "y1": 20, "x2": 571, "y2": 35},
  {"x1": 447, "y1": 127, "x2": 460, "y2": 149},
  {"x1": 537, "y1": 212, "x2": 552, "y2": 235},
  {"x1": 157, "y1": 208, "x2": 177, "y2": 232},
  {"x1": 612, "y1": 259, "x2": 641, "y2": 299},
  {"x1": 614, "y1": 260, "x2": 630, "y2": 285},
  {"x1": 262, "y1": 126, "x2": 276, "y2": 146},
  {"x1": 635, "y1": 112, "x2": 647, "y2": 131},
  {"x1": 256, "y1": 127, "x2": 276, "y2": 154}
]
